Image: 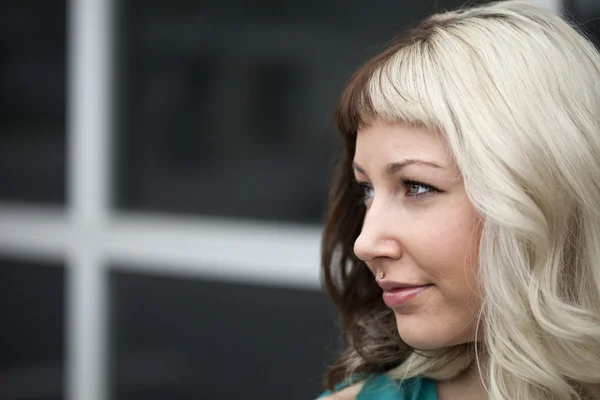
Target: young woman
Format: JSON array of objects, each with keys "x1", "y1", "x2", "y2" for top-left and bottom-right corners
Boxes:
[{"x1": 318, "y1": 1, "x2": 600, "y2": 399}]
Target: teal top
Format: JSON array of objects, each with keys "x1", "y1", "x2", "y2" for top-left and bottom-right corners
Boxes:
[{"x1": 318, "y1": 374, "x2": 438, "y2": 400}]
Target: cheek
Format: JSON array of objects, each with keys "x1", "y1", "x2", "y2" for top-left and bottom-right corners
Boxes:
[{"x1": 412, "y1": 202, "x2": 481, "y2": 285}]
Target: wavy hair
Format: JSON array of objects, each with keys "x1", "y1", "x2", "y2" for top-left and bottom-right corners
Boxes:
[{"x1": 321, "y1": 1, "x2": 600, "y2": 399}]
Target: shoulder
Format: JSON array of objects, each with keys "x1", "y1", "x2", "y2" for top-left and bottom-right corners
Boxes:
[{"x1": 316, "y1": 381, "x2": 365, "y2": 400}]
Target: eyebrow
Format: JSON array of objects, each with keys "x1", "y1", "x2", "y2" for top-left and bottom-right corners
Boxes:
[{"x1": 352, "y1": 159, "x2": 443, "y2": 176}]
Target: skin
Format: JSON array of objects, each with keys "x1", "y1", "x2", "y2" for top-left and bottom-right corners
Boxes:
[
  {"x1": 352, "y1": 121, "x2": 483, "y2": 350},
  {"x1": 349, "y1": 121, "x2": 486, "y2": 400},
  {"x1": 319, "y1": 121, "x2": 487, "y2": 400}
]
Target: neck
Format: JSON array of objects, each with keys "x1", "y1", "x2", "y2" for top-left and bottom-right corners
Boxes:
[{"x1": 436, "y1": 362, "x2": 487, "y2": 400}]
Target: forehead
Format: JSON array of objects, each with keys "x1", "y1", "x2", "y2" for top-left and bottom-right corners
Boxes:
[{"x1": 354, "y1": 122, "x2": 451, "y2": 164}]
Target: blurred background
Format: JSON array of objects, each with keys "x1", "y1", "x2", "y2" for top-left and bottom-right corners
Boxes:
[{"x1": 0, "y1": 0, "x2": 586, "y2": 399}]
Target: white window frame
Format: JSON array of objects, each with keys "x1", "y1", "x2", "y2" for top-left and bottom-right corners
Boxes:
[{"x1": 0, "y1": 0, "x2": 561, "y2": 399}]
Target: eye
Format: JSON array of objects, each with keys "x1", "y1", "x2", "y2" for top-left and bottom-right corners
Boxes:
[
  {"x1": 355, "y1": 181, "x2": 374, "y2": 204},
  {"x1": 403, "y1": 180, "x2": 439, "y2": 198}
]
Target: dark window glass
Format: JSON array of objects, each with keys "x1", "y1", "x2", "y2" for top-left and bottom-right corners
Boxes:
[
  {"x1": 0, "y1": 257, "x2": 65, "y2": 400},
  {"x1": 115, "y1": 0, "x2": 464, "y2": 223},
  {"x1": 0, "y1": 1, "x2": 67, "y2": 204},
  {"x1": 109, "y1": 269, "x2": 340, "y2": 400}
]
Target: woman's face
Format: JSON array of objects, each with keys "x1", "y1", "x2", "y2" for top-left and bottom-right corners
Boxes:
[{"x1": 353, "y1": 121, "x2": 482, "y2": 350}]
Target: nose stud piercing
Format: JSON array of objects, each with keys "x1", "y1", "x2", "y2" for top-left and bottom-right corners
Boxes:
[{"x1": 379, "y1": 271, "x2": 385, "y2": 279}]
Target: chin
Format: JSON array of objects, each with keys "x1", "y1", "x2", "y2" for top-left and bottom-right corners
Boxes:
[
  {"x1": 395, "y1": 316, "x2": 475, "y2": 350},
  {"x1": 395, "y1": 321, "x2": 443, "y2": 350}
]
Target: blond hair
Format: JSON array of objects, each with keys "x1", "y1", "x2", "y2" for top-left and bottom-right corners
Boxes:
[{"x1": 323, "y1": 1, "x2": 600, "y2": 398}]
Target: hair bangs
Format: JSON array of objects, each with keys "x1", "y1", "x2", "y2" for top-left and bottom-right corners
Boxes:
[{"x1": 335, "y1": 36, "x2": 450, "y2": 138}]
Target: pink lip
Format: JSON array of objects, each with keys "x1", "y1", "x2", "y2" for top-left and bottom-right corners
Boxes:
[{"x1": 381, "y1": 284, "x2": 433, "y2": 308}]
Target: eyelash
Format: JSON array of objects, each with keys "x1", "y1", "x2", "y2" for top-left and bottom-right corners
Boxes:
[{"x1": 354, "y1": 179, "x2": 441, "y2": 203}]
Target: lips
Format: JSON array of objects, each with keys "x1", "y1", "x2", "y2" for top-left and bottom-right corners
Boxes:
[
  {"x1": 377, "y1": 281, "x2": 430, "y2": 291},
  {"x1": 378, "y1": 282, "x2": 433, "y2": 308}
]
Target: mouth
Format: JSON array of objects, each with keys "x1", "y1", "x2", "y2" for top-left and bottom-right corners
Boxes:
[{"x1": 381, "y1": 284, "x2": 434, "y2": 308}]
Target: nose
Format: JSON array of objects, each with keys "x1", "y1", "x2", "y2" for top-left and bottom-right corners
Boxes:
[{"x1": 353, "y1": 205, "x2": 402, "y2": 263}]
